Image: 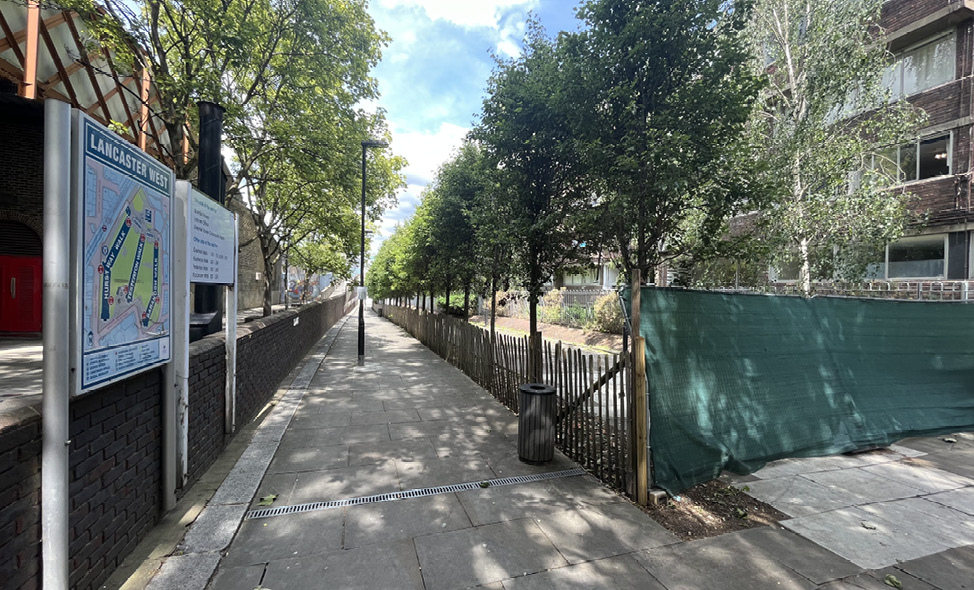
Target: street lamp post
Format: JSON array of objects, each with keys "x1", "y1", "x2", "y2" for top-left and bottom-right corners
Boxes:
[{"x1": 360, "y1": 139, "x2": 388, "y2": 366}]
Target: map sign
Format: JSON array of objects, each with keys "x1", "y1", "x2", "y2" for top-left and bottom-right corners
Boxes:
[
  {"x1": 190, "y1": 190, "x2": 236, "y2": 285},
  {"x1": 77, "y1": 113, "x2": 174, "y2": 392}
]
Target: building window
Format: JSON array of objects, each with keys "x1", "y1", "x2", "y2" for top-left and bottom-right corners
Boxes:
[
  {"x1": 867, "y1": 234, "x2": 947, "y2": 279},
  {"x1": 886, "y1": 33, "x2": 955, "y2": 98},
  {"x1": 565, "y1": 268, "x2": 598, "y2": 286},
  {"x1": 870, "y1": 133, "x2": 951, "y2": 184}
]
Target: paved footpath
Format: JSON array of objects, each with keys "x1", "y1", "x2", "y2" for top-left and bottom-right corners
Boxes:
[{"x1": 145, "y1": 311, "x2": 974, "y2": 590}]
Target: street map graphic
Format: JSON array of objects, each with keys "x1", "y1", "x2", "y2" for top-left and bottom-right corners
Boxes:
[{"x1": 79, "y1": 115, "x2": 173, "y2": 391}]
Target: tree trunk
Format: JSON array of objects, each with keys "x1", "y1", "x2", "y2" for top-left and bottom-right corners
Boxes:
[
  {"x1": 463, "y1": 283, "x2": 471, "y2": 321},
  {"x1": 799, "y1": 238, "x2": 812, "y2": 297},
  {"x1": 490, "y1": 274, "x2": 497, "y2": 344},
  {"x1": 529, "y1": 294, "x2": 538, "y2": 338}
]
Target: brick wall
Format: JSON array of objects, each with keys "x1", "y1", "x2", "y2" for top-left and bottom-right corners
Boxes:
[
  {"x1": 0, "y1": 404, "x2": 42, "y2": 590},
  {"x1": 881, "y1": 0, "x2": 963, "y2": 33},
  {"x1": 185, "y1": 337, "x2": 226, "y2": 489},
  {"x1": 0, "y1": 98, "x2": 44, "y2": 233},
  {"x1": 0, "y1": 295, "x2": 352, "y2": 590},
  {"x1": 68, "y1": 370, "x2": 162, "y2": 590}
]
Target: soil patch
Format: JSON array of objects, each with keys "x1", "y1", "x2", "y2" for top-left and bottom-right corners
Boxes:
[
  {"x1": 468, "y1": 315, "x2": 622, "y2": 353},
  {"x1": 640, "y1": 480, "x2": 788, "y2": 541}
]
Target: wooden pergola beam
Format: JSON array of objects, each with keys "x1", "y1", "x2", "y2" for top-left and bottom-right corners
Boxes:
[
  {"x1": 63, "y1": 14, "x2": 112, "y2": 124},
  {"x1": 38, "y1": 15, "x2": 79, "y2": 105},
  {"x1": 22, "y1": 0, "x2": 39, "y2": 98},
  {"x1": 0, "y1": 11, "x2": 66, "y2": 55},
  {"x1": 0, "y1": 10, "x2": 25, "y2": 66}
]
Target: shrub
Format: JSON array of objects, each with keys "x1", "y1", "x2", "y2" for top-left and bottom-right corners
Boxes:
[
  {"x1": 436, "y1": 294, "x2": 468, "y2": 317},
  {"x1": 587, "y1": 292, "x2": 624, "y2": 334},
  {"x1": 539, "y1": 289, "x2": 565, "y2": 324}
]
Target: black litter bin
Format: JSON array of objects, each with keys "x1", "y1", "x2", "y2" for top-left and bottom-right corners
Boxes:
[{"x1": 518, "y1": 383, "x2": 557, "y2": 464}]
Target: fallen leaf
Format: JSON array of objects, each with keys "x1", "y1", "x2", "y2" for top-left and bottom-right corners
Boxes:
[
  {"x1": 884, "y1": 574, "x2": 902, "y2": 589},
  {"x1": 479, "y1": 482, "x2": 490, "y2": 488},
  {"x1": 258, "y1": 494, "x2": 278, "y2": 506},
  {"x1": 942, "y1": 437, "x2": 957, "y2": 443},
  {"x1": 735, "y1": 508, "x2": 748, "y2": 519},
  {"x1": 861, "y1": 522, "x2": 877, "y2": 530}
]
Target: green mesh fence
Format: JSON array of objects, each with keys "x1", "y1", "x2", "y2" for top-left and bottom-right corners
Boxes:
[{"x1": 623, "y1": 288, "x2": 974, "y2": 495}]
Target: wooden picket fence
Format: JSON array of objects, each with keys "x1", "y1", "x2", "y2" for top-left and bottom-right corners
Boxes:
[{"x1": 380, "y1": 304, "x2": 633, "y2": 495}]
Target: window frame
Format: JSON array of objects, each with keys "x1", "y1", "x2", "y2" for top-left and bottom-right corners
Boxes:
[{"x1": 886, "y1": 31, "x2": 956, "y2": 99}]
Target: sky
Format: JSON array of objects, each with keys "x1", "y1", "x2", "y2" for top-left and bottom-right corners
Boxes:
[{"x1": 364, "y1": 0, "x2": 584, "y2": 257}]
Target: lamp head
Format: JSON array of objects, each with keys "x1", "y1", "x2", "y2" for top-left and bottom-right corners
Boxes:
[{"x1": 362, "y1": 139, "x2": 389, "y2": 149}]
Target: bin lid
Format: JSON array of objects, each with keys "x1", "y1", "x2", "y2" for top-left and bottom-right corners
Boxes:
[{"x1": 519, "y1": 383, "x2": 555, "y2": 395}]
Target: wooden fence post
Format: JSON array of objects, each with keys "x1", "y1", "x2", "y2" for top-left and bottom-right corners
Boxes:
[
  {"x1": 630, "y1": 268, "x2": 648, "y2": 505},
  {"x1": 633, "y1": 337, "x2": 649, "y2": 506}
]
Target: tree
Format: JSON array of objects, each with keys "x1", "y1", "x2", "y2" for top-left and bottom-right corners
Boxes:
[
  {"x1": 473, "y1": 23, "x2": 596, "y2": 345},
  {"x1": 566, "y1": 0, "x2": 764, "y2": 282},
  {"x1": 425, "y1": 141, "x2": 491, "y2": 318},
  {"x1": 749, "y1": 0, "x2": 922, "y2": 295}
]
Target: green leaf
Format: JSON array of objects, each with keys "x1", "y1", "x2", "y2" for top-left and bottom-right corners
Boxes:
[
  {"x1": 258, "y1": 494, "x2": 278, "y2": 506},
  {"x1": 884, "y1": 574, "x2": 902, "y2": 589}
]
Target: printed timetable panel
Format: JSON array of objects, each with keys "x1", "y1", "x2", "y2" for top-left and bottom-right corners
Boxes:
[
  {"x1": 76, "y1": 113, "x2": 173, "y2": 393},
  {"x1": 189, "y1": 190, "x2": 236, "y2": 285}
]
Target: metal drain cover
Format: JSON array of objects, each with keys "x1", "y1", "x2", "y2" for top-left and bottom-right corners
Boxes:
[{"x1": 245, "y1": 467, "x2": 586, "y2": 520}]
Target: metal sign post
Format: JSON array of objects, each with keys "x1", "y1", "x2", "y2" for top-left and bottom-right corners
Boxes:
[{"x1": 42, "y1": 97, "x2": 72, "y2": 590}]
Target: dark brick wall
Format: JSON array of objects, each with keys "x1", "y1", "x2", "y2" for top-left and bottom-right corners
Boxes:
[
  {"x1": 881, "y1": 0, "x2": 962, "y2": 33},
  {"x1": 68, "y1": 369, "x2": 162, "y2": 590},
  {"x1": 185, "y1": 337, "x2": 226, "y2": 491},
  {"x1": 0, "y1": 404, "x2": 42, "y2": 590},
  {"x1": 0, "y1": 98, "x2": 45, "y2": 233}
]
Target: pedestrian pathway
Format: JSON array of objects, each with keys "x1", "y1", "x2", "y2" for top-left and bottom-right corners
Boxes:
[{"x1": 143, "y1": 310, "x2": 974, "y2": 590}]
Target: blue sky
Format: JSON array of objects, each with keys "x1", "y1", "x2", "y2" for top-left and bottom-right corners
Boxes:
[{"x1": 364, "y1": 0, "x2": 584, "y2": 255}]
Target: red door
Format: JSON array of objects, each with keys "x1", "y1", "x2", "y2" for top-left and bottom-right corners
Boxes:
[{"x1": 0, "y1": 255, "x2": 42, "y2": 332}]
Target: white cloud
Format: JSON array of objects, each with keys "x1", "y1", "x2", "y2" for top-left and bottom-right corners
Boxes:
[
  {"x1": 378, "y1": 0, "x2": 538, "y2": 30},
  {"x1": 391, "y1": 122, "x2": 470, "y2": 185}
]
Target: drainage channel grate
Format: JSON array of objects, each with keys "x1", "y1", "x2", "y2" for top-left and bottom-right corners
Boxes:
[{"x1": 245, "y1": 467, "x2": 586, "y2": 520}]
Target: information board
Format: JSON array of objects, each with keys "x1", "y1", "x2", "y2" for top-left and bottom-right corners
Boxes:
[
  {"x1": 189, "y1": 190, "x2": 236, "y2": 285},
  {"x1": 76, "y1": 113, "x2": 174, "y2": 393}
]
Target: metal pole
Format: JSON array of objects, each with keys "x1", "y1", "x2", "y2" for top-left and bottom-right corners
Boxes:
[
  {"x1": 42, "y1": 98, "x2": 71, "y2": 590},
  {"x1": 225, "y1": 215, "x2": 239, "y2": 434},
  {"x1": 172, "y1": 183, "x2": 191, "y2": 489},
  {"x1": 358, "y1": 143, "x2": 366, "y2": 365}
]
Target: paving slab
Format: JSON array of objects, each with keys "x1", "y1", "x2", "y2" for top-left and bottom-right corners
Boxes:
[
  {"x1": 532, "y1": 502, "x2": 677, "y2": 563},
  {"x1": 736, "y1": 475, "x2": 861, "y2": 517},
  {"x1": 288, "y1": 412, "x2": 352, "y2": 429},
  {"x1": 802, "y1": 468, "x2": 926, "y2": 504},
  {"x1": 349, "y1": 408, "x2": 422, "y2": 425},
  {"x1": 414, "y1": 518, "x2": 568, "y2": 590},
  {"x1": 221, "y1": 508, "x2": 345, "y2": 567},
  {"x1": 502, "y1": 555, "x2": 666, "y2": 590},
  {"x1": 730, "y1": 526, "x2": 862, "y2": 585},
  {"x1": 287, "y1": 460, "x2": 402, "y2": 503},
  {"x1": 206, "y1": 563, "x2": 264, "y2": 590},
  {"x1": 895, "y1": 544, "x2": 974, "y2": 589},
  {"x1": 266, "y1": 443, "x2": 349, "y2": 474},
  {"x1": 396, "y1": 455, "x2": 496, "y2": 489},
  {"x1": 146, "y1": 552, "x2": 221, "y2": 590},
  {"x1": 347, "y1": 437, "x2": 438, "y2": 467},
  {"x1": 258, "y1": 540, "x2": 425, "y2": 590},
  {"x1": 180, "y1": 504, "x2": 248, "y2": 553},
  {"x1": 924, "y1": 485, "x2": 974, "y2": 515},
  {"x1": 860, "y1": 461, "x2": 973, "y2": 493},
  {"x1": 343, "y1": 493, "x2": 472, "y2": 548},
  {"x1": 295, "y1": 396, "x2": 386, "y2": 414},
  {"x1": 822, "y1": 572, "x2": 938, "y2": 590},
  {"x1": 906, "y1": 449, "x2": 974, "y2": 480},
  {"x1": 782, "y1": 504, "x2": 955, "y2": 569},
  {"x1": 390, "y1": 419, "x2": 470, "y2": 440},
  {"x1": 633, "y1": 532, "x2": 816, "y2": 590},
  {"x1": 857, "y1": 497, "x2": 974, "y2": 548}
]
